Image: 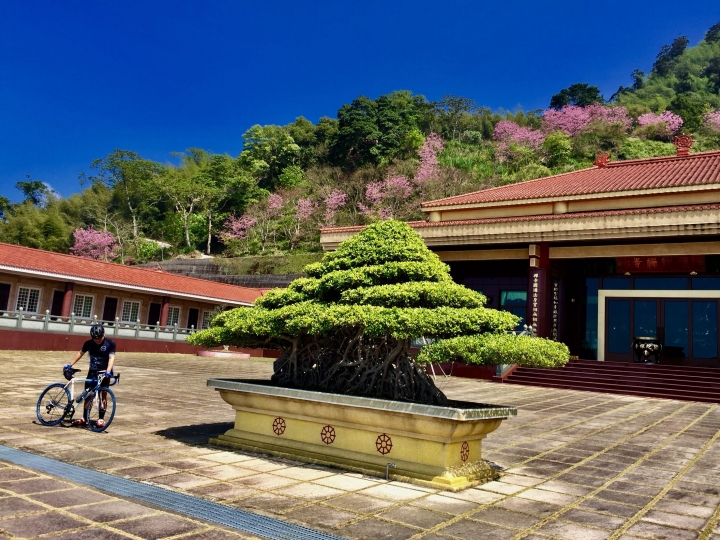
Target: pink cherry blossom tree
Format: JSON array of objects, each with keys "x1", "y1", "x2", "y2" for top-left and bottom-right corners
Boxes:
[
  {"x1": 637, "y1": 111, "x2": 684, "y2": 136},
  {"x1": 415, "y1": 133, "x2": 444, "y2": 185},
  {"x1": 219, "y1": 214, "x2": 257, "y2": 253},
  {"x1": 323, "y1": 189, "x2": 347, "y2": 226},
  {"x1": 703, "y1": 110, "x2": 720, "y2": 132},
  {"x1": 358, "y1": 176, "x2": 414, "y2": 220},
  {"x1": 541, "y1": 104, "x2": 632, "y2": 136},
  {"x1": 70, "y1": 227, "x2": 119, "y2": 261}
]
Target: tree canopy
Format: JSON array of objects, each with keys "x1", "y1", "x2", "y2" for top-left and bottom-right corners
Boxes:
[{"x1": 188, "y1": 220, "x2": 568, "y2": 404}]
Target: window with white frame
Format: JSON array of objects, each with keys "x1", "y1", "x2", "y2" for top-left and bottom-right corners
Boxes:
[
  {"x1": 167, "y1": 306, "x2": 180, "y2": 327},
  {"x1": 73, "y1": 294, "x2": 94, "y2": 318},
  {"x1": 121, "y1": 300, "x2": 141, "y2": 322},
  {"x1": 201, "y1": 310, "x2": 213, "y2": 329},
  {"x1": 16, "y1": 287, "x2": 41, "y2": 313}
]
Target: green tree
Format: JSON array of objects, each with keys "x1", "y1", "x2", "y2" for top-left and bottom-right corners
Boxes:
[
  {"x1": 550, "y1": 83, "x2": 604, "y2": 109},
  {"x1": 653, "y1": 36, "x2": 690, "y2": 77},
  {"x1": 0, "y1": 195, "x2": 11, "y2": 220},
  {"x1": 238, "y1": 125, "x2": 300, "y2": 190},
  {"x1": 331, "y1": 91, "x2": 431, "y2": 167},
  {"x1": 15, "y1": 177, "x2": 50, "y2": 207},
  {"x1": 81, "y1": 150, "x2": 164, "y2": 250},
  {"x1": 435, "y1": 95, "x2": 477, "y2": 140},
  {"x1": 706, "y1": 21, "x2": 720, "y2": 43},
  {"x1": 189, "y1": 220, "x2": 568, "y2": 404}
]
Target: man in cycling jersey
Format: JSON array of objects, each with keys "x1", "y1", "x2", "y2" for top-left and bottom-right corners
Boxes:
[{"x1": 65, "y1": 323, "x2": 115, "y2": 428}]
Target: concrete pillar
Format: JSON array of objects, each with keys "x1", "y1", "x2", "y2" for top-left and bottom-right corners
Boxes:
[
  {"x1": 60, "y1": 282, "x2": 74, "y2": 320},
  {"x1": 160, "y1": 296, "x2": 170, "y2": 327},
  {"x1": 528, "y1": 244, "x2": 550, "y2": 338}
]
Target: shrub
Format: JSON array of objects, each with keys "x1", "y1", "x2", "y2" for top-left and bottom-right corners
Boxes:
[{"x1": 416, "y1": 334, "x2": 569, "y2": 368}]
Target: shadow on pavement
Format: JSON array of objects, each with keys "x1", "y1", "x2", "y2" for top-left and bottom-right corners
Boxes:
[{"x1": 154, "y1": 422, "x2": 233, "y2": 444}]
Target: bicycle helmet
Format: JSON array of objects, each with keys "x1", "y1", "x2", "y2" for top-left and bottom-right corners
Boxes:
[{"x1": 90, "y1": 323, "x2": 105, "y2": 339}]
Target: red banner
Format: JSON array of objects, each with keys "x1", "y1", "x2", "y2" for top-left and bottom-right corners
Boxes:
[{"x1": 616, "y1": 255, "x2": 705, "y2": 274}]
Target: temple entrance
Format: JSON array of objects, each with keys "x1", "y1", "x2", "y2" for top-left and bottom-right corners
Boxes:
[{"x1": 604, "y1": 296, "x2": 719, "y2": 367}]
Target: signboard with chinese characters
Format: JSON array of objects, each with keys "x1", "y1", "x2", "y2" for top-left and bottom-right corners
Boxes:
[{"x1": 616, "y1": 255, "x2": 705, "y2": 274}]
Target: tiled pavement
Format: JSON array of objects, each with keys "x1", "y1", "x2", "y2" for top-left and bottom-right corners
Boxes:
[{"x1": 1, "y1": 351, "x2": 720, "y2": 540}]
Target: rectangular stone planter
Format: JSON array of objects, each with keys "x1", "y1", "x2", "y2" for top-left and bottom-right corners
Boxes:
[{"x1": 207, "y1": 379, "x2": 517, "y2": 491}]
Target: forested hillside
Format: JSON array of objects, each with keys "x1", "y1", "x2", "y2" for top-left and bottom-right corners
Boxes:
[{"x1": 2, "y1": 21, "x2": 720, "y2": 266}]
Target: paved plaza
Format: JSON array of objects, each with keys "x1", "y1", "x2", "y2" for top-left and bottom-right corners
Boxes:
[{"x1": 1, "y1": 351, "x2": 720, "y2": 540}]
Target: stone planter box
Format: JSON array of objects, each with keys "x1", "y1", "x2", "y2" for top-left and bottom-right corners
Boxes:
[{"x1": 207, "y1": 379, "x2": 517, "y2": 491}]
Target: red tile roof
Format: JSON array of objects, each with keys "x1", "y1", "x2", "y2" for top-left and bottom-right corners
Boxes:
[
  {"x1": 421, "y1": 150, "x2": 720, "y2": 208},
  {"x1": 0, "y1": 243, "x2": 267, "y2": 305},
  {"x1": 321, "y1": 203, "x2": 720, "y2": 234}
]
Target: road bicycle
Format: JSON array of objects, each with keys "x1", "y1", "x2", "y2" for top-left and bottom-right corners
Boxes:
[{"x1": 36, "y1": 369, "x2": 120, "y2": 432}]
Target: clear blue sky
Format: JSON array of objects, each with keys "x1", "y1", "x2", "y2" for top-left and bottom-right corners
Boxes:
[{"x1": 1, "y1": 1, "x2": 718, "y2": 200}]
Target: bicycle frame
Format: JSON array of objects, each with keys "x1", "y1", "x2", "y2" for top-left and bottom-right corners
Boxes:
[{"x1": 58, "y1": 373, "x2": 119, "y2": 420}]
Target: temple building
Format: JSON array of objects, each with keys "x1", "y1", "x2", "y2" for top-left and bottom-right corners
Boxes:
[{"x1": 321, "y1": 137, "x2": 720, "y2": 368}]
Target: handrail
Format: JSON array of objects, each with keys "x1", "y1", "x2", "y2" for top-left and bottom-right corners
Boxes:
[{"x1": 0, "y1": 308, "x2": 199, "y2": 343}]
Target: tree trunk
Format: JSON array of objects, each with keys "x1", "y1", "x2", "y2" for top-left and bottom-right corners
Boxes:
[{"x1": 206, "y1": 210, "x2": 212, "y2": 255}]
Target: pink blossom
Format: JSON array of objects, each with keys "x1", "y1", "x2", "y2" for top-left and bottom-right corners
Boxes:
[
  {"x1": 415, "y1": 132, "x2": 444, "y2": 185},
  {"x1": 359, "y1": 176, "x2": 414, "y2": 219},
  {"x1": 323, "y1": 189, "x2": 347, "y2": 226},
  {"x1": 703, "y1": 110, "x2": 720, "y2": 132},
  {"x1": 542, "y1": 105, "x2": 632, "y2": 136},
  {"x1": 295, "y1": 198, "x2": 317, "y2": 221},
  {"x1": 219, "y1": 214, "x2": 257, "y2": 243},
  {"x1": 267, "y1": 193, "x2": 283, "y2": 215},
  {"x1": 637, "y1": 111, "x2": 684, "y2": 134},
  {"x1": 364, "y1": 181, "x2": 385, "y2": 205},
  {"x1": 493, "y1": 120, "x2": 545, "y2": 149},
  {"x1": 70, "y1": 227, "x2": 119, "y2": 261},
  {"x1": 585, "y1": 104, "x2": 632, "y2": 129}
]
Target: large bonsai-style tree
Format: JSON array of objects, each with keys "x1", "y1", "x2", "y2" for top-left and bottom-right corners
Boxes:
[{"x1": 189, "y1": 220, "x2": 568, "y2": 404}]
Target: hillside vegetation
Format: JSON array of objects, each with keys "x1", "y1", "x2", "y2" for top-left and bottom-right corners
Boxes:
[{"x1": 1, "y1": 22, "x2": 720, "y2": 266}]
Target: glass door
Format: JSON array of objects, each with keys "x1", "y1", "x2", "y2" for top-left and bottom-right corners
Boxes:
[{"x1": 605, "y1": 297, "x2": 719, "y2": 366}]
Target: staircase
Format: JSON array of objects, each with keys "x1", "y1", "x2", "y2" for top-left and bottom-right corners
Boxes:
[{"x1": 502, "y1": 360, "x2": 720, "y2": 403}]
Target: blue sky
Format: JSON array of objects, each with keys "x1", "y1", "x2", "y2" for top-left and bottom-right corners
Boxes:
[{"x1": 1, "y1": 1, "x2": 719, "y2": 200}]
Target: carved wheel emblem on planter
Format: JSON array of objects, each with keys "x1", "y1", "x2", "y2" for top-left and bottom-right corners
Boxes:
[
  {"x1": 376, "y1": 433, "x2": 393, "y2": 455},
  {"x1": 320, "y1": 425, "x2": 336, "y2": 445},
  {"x1": 460, "y1": 441, "x2": 469, "y2": 462},
  {"x1": 272, "y1": 417, "x2": 286, "y2": 436}
]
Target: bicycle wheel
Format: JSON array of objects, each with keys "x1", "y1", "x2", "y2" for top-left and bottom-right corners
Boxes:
[
  {"x1": 36, "y1": 383, "x2": 71, "y2": 426},
  {"x1": 84, "y1": 387, "x2": 116, "y2": 432}
]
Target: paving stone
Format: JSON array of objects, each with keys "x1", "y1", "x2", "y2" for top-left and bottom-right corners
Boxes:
[
  {"x1": 378, "y1": 505, "x2": 451, "y2": 529},
  {"x1": 45, "y1": 528, "x2": 135, "y2": 540},
  {"x1": 471, "y1": 506, "x2": 543, "y2": 529},
  {"x1": 0, "y1": 478, "x2": 72, "y2": 494},
  {"x1": 358, "y1": 483, "x2": 427, "y2": 502},
  {"x1": 285, "y1": 504, "x2": 359, "y2": 528},
  {"x1": 29, "y1": 487, "x2": 114, "y2": 507},
  {"x1": 187, "y1": 482, "x2": 258, "y2": 500},
  {"x1": 536, "y1": 519, "x2": 612, "y2": 540},
  {"x1": 113, "y1": 464, "x2": 178, "y2": 479},
  {"x1": 562, "y1": 508, "x2": 627, "y2": 529},
  {"x1": 151, "y1": 472, "x2": 217, "y2": 489},
  {"x1": 626, "y1": 520, "x2": 700, "y2": 540},
  {"x1": 312, "y1": 474, "x2": 379, "y2": 491},
  {"x1": 0, "y1": 468, "x2": 39, "y2": 481},
  {"x1": 410, "y1": 493, "x2": 478, "y2": 515},
  {"x1": 112, "y1": 514, "x2": 203, "y2": 539},
  {"x1": 641, "y1": 509, "x2": 707, "y2": 530},
  {"x1": 0, "y1": 496, "x2": 47, "y2": 517},
  {"x1": 338, "y1": 517, "x2": 419, "y2": 540},
  {"x1": 438, "y1": 518, "x2": 518, "y2": 540},
  {"x1": 67, "y1": 499, "x2": 156, "y2": 522},
  {"x1": 578, "y1": 498, "x2": 642, "y2": 518},
  {"x1": 234, "y1": 492, "x2": 305, "y2": 514},
  {"x1": 0, "y1": 511, "x2": 87, "y2": 538},
  {"x1": 235, "y1": 472, "x2": 299, "y2": 490},
  {"x1": 274, "y1": 482, "x2": 344, "y2": 500},
  {"x1": 326, "y1": 493, "x2": 395, "y2": 513}
]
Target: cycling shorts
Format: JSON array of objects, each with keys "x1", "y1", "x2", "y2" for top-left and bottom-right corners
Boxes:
[{"x1": 85, "y1": 370, "x2": 111, "y2": 390}]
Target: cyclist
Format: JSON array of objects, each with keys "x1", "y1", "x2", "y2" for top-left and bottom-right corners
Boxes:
[{"x1": 64, "y1": 323, "x2": 116, "y2": 428}]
